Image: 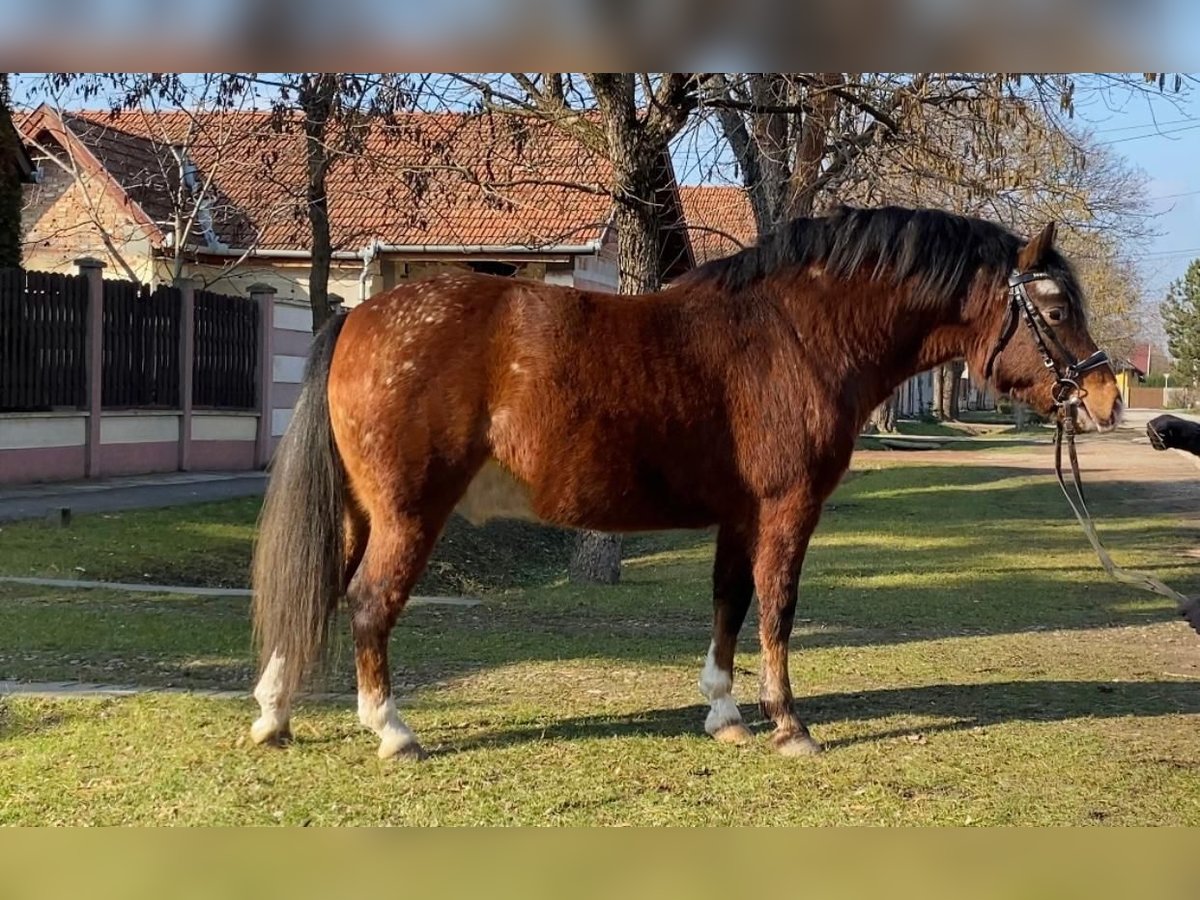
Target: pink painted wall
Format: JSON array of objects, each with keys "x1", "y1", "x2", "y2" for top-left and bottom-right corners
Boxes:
[
  {"x1": 190, "y1": 439, "x2": 256, "y2": 471},
  {"x1": 0, "y1": 445, "x2": 86, "y2": 484},
  {"x1": 95, "y1": 441, "x2": 179, "y2": 476}
]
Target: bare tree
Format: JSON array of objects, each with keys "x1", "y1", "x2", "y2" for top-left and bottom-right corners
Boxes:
[
  {"x1": 702, "y1": 73, "x2": 1178, "y2": 421},
  {"x1": 31, "y1": 73, "x2": 416, "y2": 331}
]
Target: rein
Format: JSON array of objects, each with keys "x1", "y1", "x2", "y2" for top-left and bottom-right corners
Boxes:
[{"x1": 988, "y1": 269, "x2": 1200, "y2": 634}]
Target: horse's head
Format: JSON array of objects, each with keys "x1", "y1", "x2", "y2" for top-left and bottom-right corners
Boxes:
[{"x1": 972, "y1": 222, "x2": 1123, "y2": 432}]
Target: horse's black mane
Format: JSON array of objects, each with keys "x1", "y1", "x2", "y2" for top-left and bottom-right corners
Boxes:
[{"x1": 683, "y1": 205, "x2": 1082, "y2": 311}]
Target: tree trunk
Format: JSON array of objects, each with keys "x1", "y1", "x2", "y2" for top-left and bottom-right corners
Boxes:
[
  {"x1": 940, "y1": 364, "x2": 955, "y2": 419},
  {"x1": 568, "y1": 80, "x2": 671, "y2": 585},
  {"x1": 0, "y1": 74, "x2": 22, "y2": 269},
  {"x1": 931, "y1": 365, "x2": 946, "y2": 420},
  {"x1": 301, "y1": 74, "x2": 338, "y2": 334},
  {"x1": 947, "y1": 360, "x2": 965, "y2": 419},
  {"x1": 868, "y1": 392, "x2": 898, "y2": 433},
  {"x1": 568, "y1": 531, "x2": 622, "y2": 585}
]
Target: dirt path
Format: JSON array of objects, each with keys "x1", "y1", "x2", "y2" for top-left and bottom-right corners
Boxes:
[{"x1": 856, "y1": 422, "x2": 1200, "y2": 515}]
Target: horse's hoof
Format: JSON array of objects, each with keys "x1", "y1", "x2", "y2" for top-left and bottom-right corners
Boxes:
[
  {"x1": 772, "y1": 732, "x2": 823, "y2": 757},
  {"x1": 250, "y1": 718, "x2": 292, "y2": 747},
  {"x1": 379, "y1": 738, "x2": 428, "y2": 761},
  {"x1": 711, "y1": 723, "x2": 753, "y2": 745}
]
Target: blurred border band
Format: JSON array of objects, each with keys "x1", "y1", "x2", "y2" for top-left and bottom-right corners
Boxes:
[
  {"x1": 0, "y1": 0, "x2": 1182, "y2": 70},
  {"x1": 2, "y1": 829, "x2": 1197, "y2": 900}
]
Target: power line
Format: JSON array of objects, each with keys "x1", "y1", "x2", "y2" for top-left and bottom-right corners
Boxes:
[
  {"x1": 1132, "y1": 246, "x2": 1200, "y2": 259},
  {"x1": 1089, "y1": 116, "x2": 1196, "y2": 135},
  {"x1": 1097, "y1": 122, "x2": 1200, "y2": 145},
  {"x1": 1148, "y1": 188, "x2": 1200, "y2": 202}
]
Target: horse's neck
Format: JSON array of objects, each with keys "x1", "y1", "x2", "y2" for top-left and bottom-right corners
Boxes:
[{"x1": 788, "y1": 281, "x2": 969, "y2": 420}]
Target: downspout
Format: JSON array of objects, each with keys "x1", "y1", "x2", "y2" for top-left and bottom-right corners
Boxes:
[{"x1": 359, "y1": 239, "x2": 381, "y2": 304}]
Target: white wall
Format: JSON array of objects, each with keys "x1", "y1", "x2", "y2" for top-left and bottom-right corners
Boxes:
[{"x1": 0, "y1": 412, "x2": 86, "y2": 450}]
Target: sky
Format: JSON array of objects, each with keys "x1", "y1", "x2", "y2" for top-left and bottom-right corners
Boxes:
[{"x1": 1071, "y1": 84, "x2": 1200, "y2": 304}]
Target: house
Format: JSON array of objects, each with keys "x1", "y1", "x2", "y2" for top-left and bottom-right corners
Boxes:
[
  {"x1": 19, "y1": 105, "x2": 697, "y2": 304},
  {"x1": 16, "y1": 106, "x2": 698, "y2": 453},
  {"x1": 1114, "y1": 358, "x2": 1146, "y2": 407},
  {"x1": 1115, "y1": 343, "x2": 1177, "y2": 409},
  {"x1": 678, "y1": 185, "x2": 758, "y2": 264}
]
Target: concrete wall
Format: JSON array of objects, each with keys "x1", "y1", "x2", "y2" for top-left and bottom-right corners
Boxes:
[
  {"x1": 166, "y1": 258, "x2": 368, "y2": 308},
  {"x1": 0, "y1": 412, "x2": 88, "y2": 483},
  {"x1": 0, "y1": 410, "x2": 258, "y2": 484},
  {"x1": 269, "y1": 298, "x2": 314, "y2": 449}
]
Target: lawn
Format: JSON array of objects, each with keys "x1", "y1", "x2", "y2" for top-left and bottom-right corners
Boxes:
[{"x1": 2, "y1": 452, "x2": 1200, "y2": 824}]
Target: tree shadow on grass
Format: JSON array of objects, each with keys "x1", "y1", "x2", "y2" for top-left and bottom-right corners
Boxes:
[{"x1": 444, "y1": 679, "x2": 1200, "y2": 755}]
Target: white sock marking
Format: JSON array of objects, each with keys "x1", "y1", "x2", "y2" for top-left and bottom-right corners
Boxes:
[
  {"x1": 358, "y1": 691, "x2": 420, "y2": 758},
  {"x1": 698, "y1": 641, "x2": 744, "y2": 736},
  {"x1": 250, "y1": 651, "x2": 290, "y2": 744}
]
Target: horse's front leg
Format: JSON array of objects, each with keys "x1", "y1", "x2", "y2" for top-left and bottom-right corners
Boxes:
[
  {"x1": 699, "y1": 524, "x2": 755, "y2": 744},
  {"x1": 754, "y1": 497, "x2": 824, "y2": 756}
]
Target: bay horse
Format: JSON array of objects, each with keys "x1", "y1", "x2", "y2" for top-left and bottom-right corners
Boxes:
[{"x1": 249, "y1": 206, "x2": 1123, "y2": 759}]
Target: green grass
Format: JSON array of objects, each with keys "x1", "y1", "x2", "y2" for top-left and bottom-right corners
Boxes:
[
  {"x1": 0, "y1": 499, "x2": 575, "y2": 596},
  {"x1": 2, "y1": 456, "x2": 1200, "y2": 824}
]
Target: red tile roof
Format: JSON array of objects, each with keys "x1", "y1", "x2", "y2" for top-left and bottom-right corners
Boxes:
[
  {"x1": 1128, "y1": 343, "x2": 1151, "y2": 376},
  {"x1": 678, "y1": 185, "x2": 758, "y2": 264},
  {"x1": 21, "y1": 107, "x2": 617, "y2": 254}
]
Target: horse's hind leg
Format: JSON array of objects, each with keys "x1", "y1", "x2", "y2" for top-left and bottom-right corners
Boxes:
[
  {"x1": 251, "y1": 651, "x2": 292, "y2": 746},
  {"x1": 350, "y1": 511, "x2": 443, "y2": 760},
  {"x1": 250, "y1": 502, "x2": 369, "y2": 747},
  {"x1": 699, "y1": 524, "x2": 754, "y2": 744},
  {"x1": 343, "y1": 502, "x2": 369, "y2": 591}
]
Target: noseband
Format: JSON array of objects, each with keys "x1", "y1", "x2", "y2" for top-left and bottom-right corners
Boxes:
[
  {"x1": 982, "y1": 270, "x2": 1110, "y2": 411},
  {"x1": 980, "y1": 271, "x2": 1200, "y2": 633}
]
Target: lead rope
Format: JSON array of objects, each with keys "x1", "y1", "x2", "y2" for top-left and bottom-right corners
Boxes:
[{"x1": 1054, "y1": 414, "x2": 1200, "y2": 633}]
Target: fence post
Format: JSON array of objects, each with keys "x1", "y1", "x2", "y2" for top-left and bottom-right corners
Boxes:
[
  {"x1": 76, "y1": 257, "x2": 105, "y2": 479},
  {"x1": 249, "y1": 283, "x2": 276, "y2": 468},
  {"x1": 176, "y1": 277, "x2": 196, "y2": 471}
]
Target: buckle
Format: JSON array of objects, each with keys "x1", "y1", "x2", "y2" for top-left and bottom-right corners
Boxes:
[
  {"x1": 1008, "y1": 270, "x2": 1050, "y2": 288},
  {"x1": 1053, "y1": 378, "x2": 1082, "y2": 406}
]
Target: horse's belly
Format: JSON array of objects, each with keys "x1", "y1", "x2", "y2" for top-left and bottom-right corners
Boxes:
[
  {"x1": 454, "y1": 459, "x2": 538, "y2": 525},
  {"x1": 454, "y1": 457, "x2": 714, "y2": 531}
]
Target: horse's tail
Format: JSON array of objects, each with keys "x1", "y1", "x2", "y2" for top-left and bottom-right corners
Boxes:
[{"x1": 251, "y1": 312, "x2": 349, "y2": 697}]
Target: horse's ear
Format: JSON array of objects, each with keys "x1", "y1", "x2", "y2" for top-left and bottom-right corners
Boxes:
[{"x1": 1017, "y1": 221, "x2": 1057, "y2": 271}]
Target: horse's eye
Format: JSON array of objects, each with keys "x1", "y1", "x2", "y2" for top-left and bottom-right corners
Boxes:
[{"x1": 1045, "y1": 307, "x2": 1067, "y2": 324}]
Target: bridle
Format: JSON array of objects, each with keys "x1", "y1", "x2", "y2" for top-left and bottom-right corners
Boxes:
[
  {"x1": 982, "y1": 269, "x2": 1110, "y2": 411},
  {"x1": 983, "y1": 269, "x2": 1200, "y2": 633}
]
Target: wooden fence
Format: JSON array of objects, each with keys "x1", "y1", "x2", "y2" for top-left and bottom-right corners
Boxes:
[
  {"x1": 0, "y1": 269, "x2": 89, "y2": 412},
  {"x1": 193, "y1": 289, "x2": 258, "y2": 409},
  {"x1": 102, "y1": 280, "x2": 181, "y2": 408},
  {"x1": 1128, "y1": 385, "x2": 1166, "y2": 409},
  {"x1": 0, "y1": 268, "x2": 259, "y2": 413}
]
